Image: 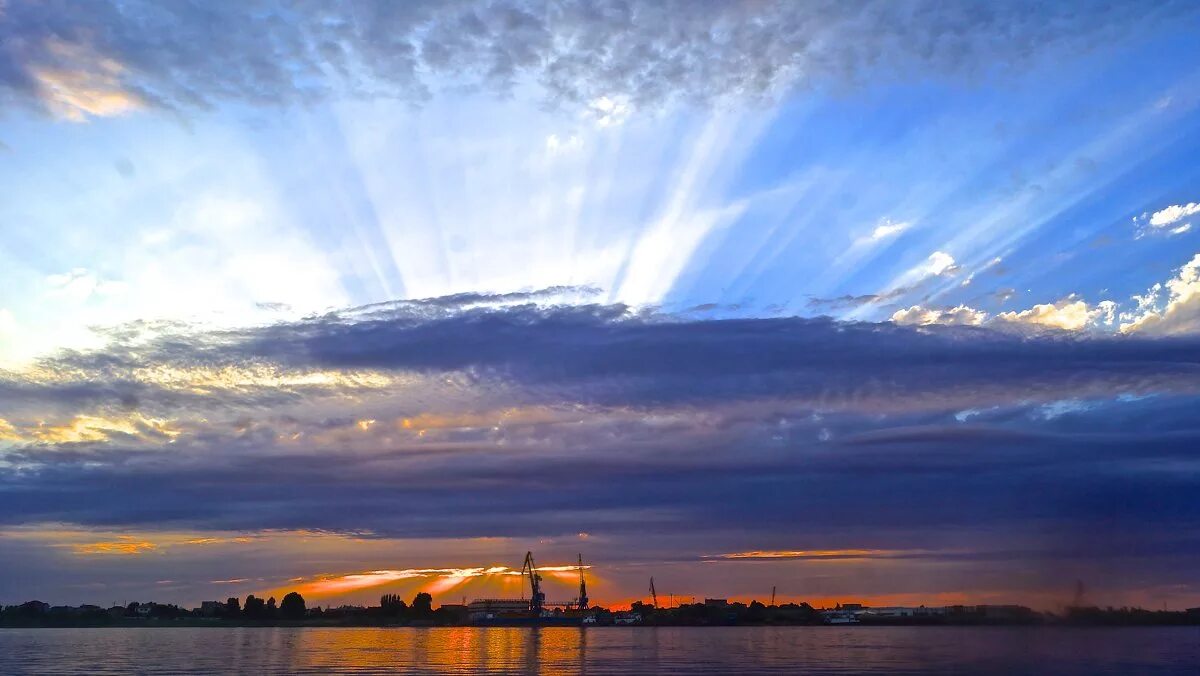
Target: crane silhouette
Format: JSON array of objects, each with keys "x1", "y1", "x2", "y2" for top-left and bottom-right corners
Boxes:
[{"x1": 522, "y1": 551, "x2": 545, "y2": 615}]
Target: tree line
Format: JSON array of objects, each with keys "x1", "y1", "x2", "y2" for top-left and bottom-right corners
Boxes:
[{"x1": 218, "y1": 591, "x2": 307, "y2": 619}]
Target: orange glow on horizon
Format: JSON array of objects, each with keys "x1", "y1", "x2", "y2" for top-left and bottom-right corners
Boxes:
[{"x1": 268, "y1": 563, "x2": 593, "y2": 602}]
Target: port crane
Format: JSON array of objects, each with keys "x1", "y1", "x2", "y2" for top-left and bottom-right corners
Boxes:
[
  {"x1": 576, "y1": 553, "x2": 589, "y2": 610},
  {"x1": 649, "y1": 577, "x2": 658, "y2": 608},
  {"x1": 522, "y1": 551, "x2": 545, "y2": 615}
]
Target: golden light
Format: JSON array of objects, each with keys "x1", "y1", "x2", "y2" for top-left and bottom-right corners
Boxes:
[
  {"x1": 715, "y1": 549, "x2": 893, "y2": 560},
  {"x1": 71, "y1": 537, "x2": 158, "y2": 556},
  {"x1": 32, "y1": 38, "x2": 143, "y2": 121}
]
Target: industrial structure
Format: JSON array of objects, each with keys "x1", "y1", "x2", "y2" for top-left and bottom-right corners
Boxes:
[{"x1": 467, "y1": 552, "x2": 592, "y2": 625}]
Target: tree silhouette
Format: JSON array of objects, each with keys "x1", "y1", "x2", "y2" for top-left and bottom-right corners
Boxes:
[
  {"x1": 381, "y1": 594, "x2": 408, "y2": 617},
  {"x1": 266, "y1": 597, "x2": 277, "y2": 617},
  {"x1": 225, "y1": 597, "x2": 240, "y2": 616},
  {"x1": 411, "y1": 592, "x2": 433, "y2": 616},
  {"x1": 243, "y1": 595, "x2": 266, "y2": 618},
  {"x1": 747, "y1": 600, "x2": 766, "y2": 622},
  {"x1": 280, "y1": 592, "x2": 306, "y2": 619}
]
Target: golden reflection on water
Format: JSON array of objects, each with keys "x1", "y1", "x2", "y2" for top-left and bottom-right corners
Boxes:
[{"x1": 285, "y1": 627, "x2": 592, "y2": 674}]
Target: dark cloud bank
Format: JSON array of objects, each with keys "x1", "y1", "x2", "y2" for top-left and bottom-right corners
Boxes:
[
  {"x1": 36, "y1": 300, "x2": 1200, "y2": 410},
  {"x1": 2, "y1": 301, "x2": 1200, "y2": 578}
]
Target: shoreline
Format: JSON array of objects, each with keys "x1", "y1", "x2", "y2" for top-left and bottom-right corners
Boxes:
[{"x1": 4, "y1": 620, "x2": 1198, "y2": 629}]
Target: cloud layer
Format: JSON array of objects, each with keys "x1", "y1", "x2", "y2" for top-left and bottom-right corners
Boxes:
[
  {"x1": 2, "y1": 295, "x2": 1200, "y2": 605},
  {"x1": 2, "y1": 0, "x2": 1191, "y2": 119},
  {"x1": 4, "y1": 300, "x2": 1200, "y2": 531}
]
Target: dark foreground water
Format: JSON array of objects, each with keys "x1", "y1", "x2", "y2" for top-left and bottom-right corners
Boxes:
[{"x1": 1, "y1": 626, "x2": 1198, "y2": 674}]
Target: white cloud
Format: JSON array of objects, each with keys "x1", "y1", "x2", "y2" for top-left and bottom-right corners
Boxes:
[
  {"x1": 893, "y1": 296, "x2": 1112, "y2": 332},
  {"x1": 1038, "y1": 399, "x2": 1097, "y2": 420},
  {"x1": 954, "y1": 408, "x2": 983, "y2": 422},
  {"x1": 863, "y1": 218, "x2": 910, "y2": 243},
  {"x1": 588, "y1": 96, "x2": 631, "y2": 128},
  {"x1": 1134, "y1": 202, "x2": 1200, "y2": 237},
  {"x1": 891, "y1": 304, "x2": 987, "y2": 326},
  {"x1": 994, "y1": 298, "x2": 1105, "y2": 331},
  {"x1": 1149, "y1": 203, "x2": 1200, "y2": 227},
  {"x1": 1120, "y1": 253, "x2": 1200, "y2": 335},
  {"x1": 919, "y1": 251, "x2": 960, "y2": 277}
]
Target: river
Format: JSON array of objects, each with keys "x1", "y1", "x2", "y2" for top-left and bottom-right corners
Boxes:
[{"x1": 1, "y1": 625, "x2": 1198, "y2": 674}]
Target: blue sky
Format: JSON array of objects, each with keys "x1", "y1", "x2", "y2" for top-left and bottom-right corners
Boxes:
[{"x1": 3, "y1": 1, "x2": 1200, "y2": 610}]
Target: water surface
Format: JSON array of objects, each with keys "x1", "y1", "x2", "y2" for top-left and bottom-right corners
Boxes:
[{"x1": 2, "y1": 626, "x2": 1198, "y2": 674}]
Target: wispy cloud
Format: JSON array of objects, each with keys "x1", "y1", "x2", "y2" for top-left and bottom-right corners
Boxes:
[
  {"x1": 70, "y1": 537, "x2": 158, "y2": 557},
  {"x1": 711, "y1": 549, "x2": 906, "y2": 561},
  {"x1": 854, "y1": 218, "x2": 911, "y2": 246}
]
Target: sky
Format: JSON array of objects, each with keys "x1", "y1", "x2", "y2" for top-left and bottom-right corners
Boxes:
[{"x1": 2, "y1": 0, "x2": 1200, "y2": 611}]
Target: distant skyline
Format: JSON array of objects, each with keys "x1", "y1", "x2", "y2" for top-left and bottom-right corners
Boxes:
[{"x1": 3, "y1": 0, "x2": 1200, "y2": 611}]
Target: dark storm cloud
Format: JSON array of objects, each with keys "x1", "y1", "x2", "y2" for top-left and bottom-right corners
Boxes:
[{"x1": 1, "y1": 0, "x2": 1193, "y2": 117}]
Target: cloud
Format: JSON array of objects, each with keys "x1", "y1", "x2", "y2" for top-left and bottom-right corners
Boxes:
[
  {"x1": 1134, "y1": 203, "x2": 1200, "y2": 237},
  {"x1": 1149, "y1": 204, "x2": 1199, "y2": 228},
  {"x1": 891, "y1": 305, "x2": 987, "y2": 326},
  {"x1": 71, "y1": 537, "x2": 158, "y2": 556},
  {"x1": 7, "y1": 297, "x2": 1200, "y2": 426},
  {"x1": 0, "y1": 1, "x2": 1188, "y2": 119},
  {"x1": 854, "y1": 218, "x2": 911, "y2": 246},
  {"x1": 807, "y1": 289, "x2": 910, "y2": 311},
  {"x1": 919, "y1": 251, "x2": 960, "y2": 277},
  {"x1": 711, "y1": 549, "x2": 912, "y2": 561},
  {"x1": 0, "y1": 413, "x2": 181, "y2": 446},
  {"x1": 587, "y1": 94, "x2": 631, "y2": 127},
  {"x1": 1121, "y1": 253, "x2": 1200, "y2": 335},
  {"x1": 894, "y1": 297, "x2": 1114, "y2": 332},
  {"x1": 27, "y1": 38, "x2": 143, "y2": 121},
  {"x1": 994, "y1": 298, "x2": 1107, "y2": 331},
  {"x1": 809, "y1": 251, "x2": 960, "y2": 313},
  {"x1": 4, "y1": 294, "x2": 1200, "y2": 607},
  {"x1": 870, "y1": 220, "x2": 910, "y2": 240}
]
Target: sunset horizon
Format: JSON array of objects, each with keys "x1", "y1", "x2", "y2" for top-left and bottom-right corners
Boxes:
[{"x1": 3, "y1": 1, "x2": 1200, "y2": 671}]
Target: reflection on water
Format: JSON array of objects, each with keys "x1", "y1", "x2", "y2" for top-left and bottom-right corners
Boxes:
[{"x1": 1, "y1": 626, "x2": 1198, "y2": 674}]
